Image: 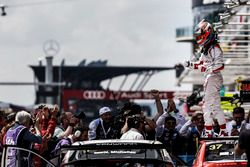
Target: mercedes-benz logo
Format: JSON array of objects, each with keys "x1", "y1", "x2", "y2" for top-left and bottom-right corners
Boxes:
[{"x1": 43, "y1": 40, "x2": 60, "y2": 57}]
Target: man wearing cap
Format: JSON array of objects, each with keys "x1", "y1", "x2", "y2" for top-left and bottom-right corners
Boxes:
[{"x1": 88, "y1": 106, "x2": 115, "y2": 140}]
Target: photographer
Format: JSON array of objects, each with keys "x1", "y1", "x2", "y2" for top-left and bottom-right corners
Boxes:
[
  {"x1": 119, "y1": 103, "x2": 156, "y2": 140},
  {"x1": 112, "y1": 102, "x2": 133, "y2": 139},
  {"x1": 33, "y1": 104, "x2": 58, "y2": 167},
  {"x1": 226, "y1": 107, "x2": 245, "y2": 136},
  {"x1": 186, "y1": 89, "x2": 202, "y2": 109},
  {"x1": 5, "y1": 110, "x2": 42, "y2": 167},
  {"x1": 73, "y1": 109, "x2": 87, "y2": 128},
  {"x1": 120, "y1": 103, "x2": 142, "y2": 135},
  {"x1": 120, "y1": 115, "x2": 144, "y2": 140}
]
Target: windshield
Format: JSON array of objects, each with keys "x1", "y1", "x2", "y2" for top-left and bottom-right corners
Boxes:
[
  {"x1": 71, "y1": 149, "x2": 160, "y2": 160},
  {"x1": 205, "y1": 141, "x2": 247, "y2": 161}
]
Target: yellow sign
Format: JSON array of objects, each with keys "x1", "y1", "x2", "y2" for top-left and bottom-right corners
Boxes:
[{"x1": 221, "y1": 93, "x2": 234, "y2": 112}]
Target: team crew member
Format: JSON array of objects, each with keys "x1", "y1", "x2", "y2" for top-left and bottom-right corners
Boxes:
[
  {"x1": 184, "y1": 19, "x2": 226, "y2": 137},
  {"x1": 88, "y1": 107, "x2": 115, "y2": 140},
  {"x1": 5, "y1": 110, "x2": 42, "y2": 167}
]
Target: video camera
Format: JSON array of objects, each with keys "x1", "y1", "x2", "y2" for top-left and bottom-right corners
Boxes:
[
  {"x1": 186, "y1": 89, "x2": 203, "y2": 108},
  {"x1": 127, "y1": 115, "x2": 142, "y2": 129}
]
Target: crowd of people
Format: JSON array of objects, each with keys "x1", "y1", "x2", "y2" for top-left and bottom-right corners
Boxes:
[{"x1": 0, "y1": 89, "x2": 249, "y2": 166}]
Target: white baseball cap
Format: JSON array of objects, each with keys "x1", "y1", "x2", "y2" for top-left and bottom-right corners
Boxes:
[{"x1": 99, "y1": 107, "x2": 111, "y2": 116}]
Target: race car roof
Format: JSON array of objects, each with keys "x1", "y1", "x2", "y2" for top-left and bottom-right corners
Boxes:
[{"x1": 61, "y1": 139, "x2": 173, "y2": 165}]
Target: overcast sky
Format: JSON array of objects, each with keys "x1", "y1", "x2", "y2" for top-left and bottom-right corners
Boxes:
[{"x1": 0, "y1": 0, "x2": 193, "y2": 105}]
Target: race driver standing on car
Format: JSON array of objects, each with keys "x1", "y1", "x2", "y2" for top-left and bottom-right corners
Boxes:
[{"x1": 184, "y1": 19, "x2": 226, "y2": 138}]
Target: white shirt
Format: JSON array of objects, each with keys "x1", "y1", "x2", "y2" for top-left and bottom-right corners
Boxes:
[
  {"x1": 156, "y1": 111, "x2": 186, "y2": 132},
  {"x1": 226, "y1": 120, "x2": 246, "y2": 136},
  {"x1": 120, "y1": 128, "x2": 144, "y2": 140}
]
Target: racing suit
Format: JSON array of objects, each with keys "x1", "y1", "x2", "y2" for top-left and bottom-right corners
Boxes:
[{"x1": 188, "y1": 44, "x2": 226, "y2": 136}]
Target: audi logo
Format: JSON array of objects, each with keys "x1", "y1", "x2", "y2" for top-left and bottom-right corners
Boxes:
[{"x1": 83, "y1": 91, "x2": 106, "y2": 99}]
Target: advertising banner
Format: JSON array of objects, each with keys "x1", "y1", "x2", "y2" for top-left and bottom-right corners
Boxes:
[{"x1": 240, "y1": 81, "x2": 250, "y2": 102}]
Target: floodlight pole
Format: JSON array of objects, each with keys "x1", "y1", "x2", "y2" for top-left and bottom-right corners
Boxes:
[
  {"x1": 45, "y1": 56, "x2": 54, "y2": 104},
  {"x1": 43, "y1": 39, "x2": 60, "y2": 104},
  {"x1": 58, "y1": 59, "x2": 65, "y2": 110}
]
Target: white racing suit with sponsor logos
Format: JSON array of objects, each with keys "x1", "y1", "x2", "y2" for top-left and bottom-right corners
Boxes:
[{"x1": 189, "y1": 44, "x2": 226, "y2": 136}]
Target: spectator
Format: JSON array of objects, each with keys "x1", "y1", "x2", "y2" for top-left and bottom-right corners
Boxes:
[
  {"x1": 156, "y1": 116, "x2": 182, "y2": 155},
  {"x1": 156, "y1": 98, "x2": 186, "y2": 132},
  {"x1": 140, "y1": 112, "x2": 156, "y2": 140},
  {"x1": 88, "y1": 107, "x2": 115, "y2": 140},
  {"x1": 120, "y1": 115, "x2": 144, "y2": 140},
  {"x1": 245, "y1": 110, "x2": 250, "y2": 124},
  {"x1": 5, "y1": 110, "x2": 42, "y2": 167},
  {"x1": 151, "y1": 90, "x2": 164, "y2": 123},
  {"x1": 33, "y1": 104, "x2": 58, "y2": 166},
  {"x1": 53, "y1": 112, "x2": 76, "y2": 140},
  {"x1": 226, "y1": 107, "x2": 245, "y2": 136},
  {"x1": 47, "y1": 112, "x2": 78, "y2": 161},
  {"x1": 0, "y1": 110, "x2": 7, "y2": 135},
  {"x1": 213, "y1": 119, "x2": 220, "y2": 135},
  {"x1": 0, "y1": 113, "x2": 16, "y2": 152},
  {"x1": 6, "y1": 112, "x2": 16, "y2": 124},
  {"x1": 0, "y1": 112, "x2": 16, "y2": 143},
  {"x1": 235, "y1": 129, "x2": 250, "y2": 166},
  {"x1": 241, "y1": 109, "x2": 250, "y2": 130},
  {"x1": 50, "y1": 126, "x2": 89, "y2": 165},
  {"x1": 179, "y1": 112, "x2": 205, "y2": 155}
]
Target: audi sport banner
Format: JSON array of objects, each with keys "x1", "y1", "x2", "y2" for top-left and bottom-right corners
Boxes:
[
  {"x1": 240, "y1": 81, "x2": 250, "y2": 102},
  {"x1": 63, "y1": 90, "x2": 176, "y2": 100}
]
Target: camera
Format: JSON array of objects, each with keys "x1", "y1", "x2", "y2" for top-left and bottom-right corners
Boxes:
[
  {"x1": 186, "y1": 89, "x2": 203, "y2": 108},
  {"x1": 37, "y1": 104, "x2": 46, "y2": 110},
  {"x1": 127, "y1": 115, "x2": 142, "y2": 129},
  {"x1": 74, "y1": 109, "x2": 86, "y2": 120}
]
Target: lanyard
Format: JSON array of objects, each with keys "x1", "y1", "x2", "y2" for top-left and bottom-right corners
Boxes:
[{"x1": 100, "y1": 119, "x2": 111, "y2": 138}]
